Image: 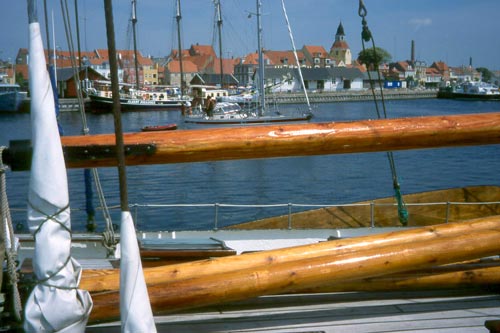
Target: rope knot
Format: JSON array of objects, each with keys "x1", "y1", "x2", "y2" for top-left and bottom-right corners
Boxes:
[
  {"x1": 358, "y1": 0, "x2": 368, "y2": 18},
  {"x1": 361, "y1": 23, "x2": 372, "y2": 42}
]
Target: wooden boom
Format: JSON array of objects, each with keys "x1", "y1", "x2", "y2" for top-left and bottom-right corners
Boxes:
[
  {"x1": 80, "y1": 217, "x2": 500, "y2": 293},
  {"x1": 293, "y1": 260, "x2": 500, "y2": 293},
  {"x1": 4, "y1": 112, "x2": 500, "y2": 170},
  {"x1": 88, "y1": 227, "x2": 500, "y2": 323}
]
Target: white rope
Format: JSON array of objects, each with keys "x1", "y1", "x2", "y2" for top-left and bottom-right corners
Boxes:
[
  {"x1": 0, "y1": 147, "x2": 22, "y2": 322},
  {"x1": 280, "y1": 0, "x2": 312, "y2": 112}
]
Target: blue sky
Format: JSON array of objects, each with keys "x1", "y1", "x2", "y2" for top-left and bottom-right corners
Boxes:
[{"x1": 2, "y1": 0, "x2": 500, "y2": 70}]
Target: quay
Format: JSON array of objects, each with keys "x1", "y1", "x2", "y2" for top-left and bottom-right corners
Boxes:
[
  {"x1": 267, "y1": 89, "x2": 438, "y2": 104},
  {"x1": 16, "y1": 90, "x2": 437, "y2": 113}
]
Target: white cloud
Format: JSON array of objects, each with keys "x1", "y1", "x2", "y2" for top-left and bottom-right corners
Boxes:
[{"x1": 408, "y1": 18, "x2": 432, "y2": 31}]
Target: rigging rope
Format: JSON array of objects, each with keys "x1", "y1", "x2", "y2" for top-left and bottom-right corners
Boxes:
[
  {"x1": 0, "y1": 147, "x2": 22, "y2": 322},
  {"x1": 280, "y1": 0, "x2": 312, "y2": 113},
  {"x1": 59, "y1": 0, "x2": 117, "y2": 253},
  {"x1": 358, "y1": 0, "x2": 408, "y2": 225}
]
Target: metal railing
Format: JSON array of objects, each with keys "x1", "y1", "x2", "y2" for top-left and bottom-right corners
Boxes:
[
  {"x1": 10, "y1": 200, "x2": 500, "y2": 232},
  {"x1": 123, "y1": 200, "x2": 500, "y2": 230}
]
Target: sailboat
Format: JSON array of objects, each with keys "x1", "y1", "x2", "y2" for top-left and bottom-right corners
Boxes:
[
  {"x1": 86, "y1": 0, "x2": 190, "y2": 113},
  {"x1": 184, "y1": 0, "x2": 313, "y2": 125}
]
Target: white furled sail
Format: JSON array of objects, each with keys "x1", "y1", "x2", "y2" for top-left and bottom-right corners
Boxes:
[
  {"x1": 24, "y1": 1, "x2": 92, "y2": 331},
  {"x1": 120, "y1": 211, "x2": 157, "y2": 332}
]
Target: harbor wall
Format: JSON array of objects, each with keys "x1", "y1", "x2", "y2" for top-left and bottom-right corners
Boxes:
[
  {"x1": 19, "y1": 90, "x2": 437, "y2": 112},
  {"x1": 266, "y1": 89, "x2": 438, "y2": 104}
]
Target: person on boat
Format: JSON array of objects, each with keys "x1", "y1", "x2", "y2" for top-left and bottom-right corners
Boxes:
[
  {"x1": 206, "y1": 96, "x2": 215, "y2": 117},
  {"x1": 181, "y1": 102, "x2": 192, "y2": 116}
]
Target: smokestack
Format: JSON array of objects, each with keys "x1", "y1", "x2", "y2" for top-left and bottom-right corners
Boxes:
[{"x1": 411, "y1": 40, "x2": 415, "y2": 65}]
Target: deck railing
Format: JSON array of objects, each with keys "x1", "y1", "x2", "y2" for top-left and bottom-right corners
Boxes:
[{"x1": 111, "y1": 200, "x2": 500, "y2": 231}]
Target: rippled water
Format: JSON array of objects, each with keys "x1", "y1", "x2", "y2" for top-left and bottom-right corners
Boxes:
[{"x1": 1, "y1": 99, "x2": 499, "y2": 231}]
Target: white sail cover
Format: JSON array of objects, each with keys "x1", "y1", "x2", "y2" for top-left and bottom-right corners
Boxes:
[
  {"x1": 24, "y1": 1, "x2": 92, "y2": 331},
  {"x1": 120, "y1": 211, "x2": 157, "y2": 332}
]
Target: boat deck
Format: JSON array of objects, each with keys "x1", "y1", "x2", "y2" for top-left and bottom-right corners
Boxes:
[{"x1": 88, "y1": 289, "x2": 500, "y2": 332}]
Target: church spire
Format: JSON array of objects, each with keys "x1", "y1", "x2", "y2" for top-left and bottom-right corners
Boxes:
[
  {"x1": 330, "y1": 21, "x2": 351, "y2": 67},
  {"x1": 336, "y1": 21, "x2": 345, "y2": 40}
]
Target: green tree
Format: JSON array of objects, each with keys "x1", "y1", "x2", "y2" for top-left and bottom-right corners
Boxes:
[
  {"x1": 357, "y1": 47, "x2": 392, "y2": 70},
  {"x1": 476, "y1": 67, "x2": 492, "y2": 82},
  {"x1": 16, "y1": 72, "x2": 28, "y2": 91}
]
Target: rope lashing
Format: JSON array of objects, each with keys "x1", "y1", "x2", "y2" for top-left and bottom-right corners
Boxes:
[{"x1": 28, "y1": 201, "x2": 78, "y2": 288}]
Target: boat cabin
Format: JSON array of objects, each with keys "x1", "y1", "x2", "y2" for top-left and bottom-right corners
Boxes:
[{"x1": 190, "y1": 85, "x2": 229, "y2": 99}]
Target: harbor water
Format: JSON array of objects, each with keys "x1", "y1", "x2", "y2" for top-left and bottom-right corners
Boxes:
[{"x1": 1, "y1": 98, "x2": 499, "y2": 232}]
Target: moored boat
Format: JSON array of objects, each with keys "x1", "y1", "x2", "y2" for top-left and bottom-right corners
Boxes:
[
  {"x1": 438, "y1": 81, "x2": 500, "y2": 100},
  {"x1": 0, "y1": 82, "x2": 27, "y2": 112},
  {"x1": 182, "y1": 0, "x2": 313, "y2": 125},
  {"x1": 86, "y1": 82, "x2": 190, "y2": 113},
  {"x1": 141, "y1": 123, "x2": 178, "y2": 132}
]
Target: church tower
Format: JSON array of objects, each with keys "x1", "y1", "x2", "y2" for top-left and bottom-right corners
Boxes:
[{"x1": 329, "y1": 22, "x2": 352, "y2": 67}]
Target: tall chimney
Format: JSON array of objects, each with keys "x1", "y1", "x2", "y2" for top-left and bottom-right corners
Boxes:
[{"x1": 411, "y1": 40, "x2": 415, "y2": 65}]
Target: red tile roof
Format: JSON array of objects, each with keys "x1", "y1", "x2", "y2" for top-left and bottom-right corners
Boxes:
[
  {"x1": 168, "y1": 60, "x2": 198, "y2": 73},
  {"x1": 303, "y1": 45, "x2": 328, "y2": 58},
  {"x1": 331, "y1": 40, "x2": 350, "y2": 50}
]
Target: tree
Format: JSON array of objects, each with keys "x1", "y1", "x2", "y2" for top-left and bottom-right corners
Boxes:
[
  {"x1": 476, "y1": 67, "x2": 492, "y2": 82},
  {"x1": 357, "y1": 47, "x2": 392, "y2": 70}
]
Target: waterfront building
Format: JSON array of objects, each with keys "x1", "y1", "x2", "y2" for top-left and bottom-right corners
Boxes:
[
  {"x1": 261, "y1": 66, "x2": 364, "y2": 93},
  {"x1": 166, "y1": 59, "x2": 198, "y2": 88},
  {"x1": 302, "y1": 45, "x2": 335, "y2": 68}
]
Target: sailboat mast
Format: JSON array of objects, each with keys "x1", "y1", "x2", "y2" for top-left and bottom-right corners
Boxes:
[
  {"x1": 74, "y1": 0, "x2": 82, "y2": 71},
  {"x1": 215, "y1": 0, "x2": 224, "y2": 88},
  {"x1": 104, "y1": 0, "x2": 128, "y2": 210},
  {"x1": 256, "y1": 0, "x2": 265, "y2": 116},
  {"x1": 176, "y1": 0, "x2": 185, "y2": 96},
  {"x1": 131, "y1": 0, "x2": 140, "y2": 90}
]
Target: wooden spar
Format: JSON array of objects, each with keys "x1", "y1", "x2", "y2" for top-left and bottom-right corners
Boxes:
[
  {"x1": 293, "y1": 260, "x2": 500, "y2": 293},
  {"x1": 82, "y1": 262, "x2": 500, "y2": 294},
  {"x1": 3, "y1": 112, "x2": 500, "y2": 170},
  {"x1": 33, "y1": 112, "x2": 500, "y2": 169},
  {"x1": 88, "y1": 229, "x2": 500, "y2": 323},
  {"x1": 79, "y1": 217, "x2": 500, "y2": 293}
]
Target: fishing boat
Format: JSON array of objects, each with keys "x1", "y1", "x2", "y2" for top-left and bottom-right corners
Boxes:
[
  {"x1": 3, "y1": 0, "x2": 500, "y2": 332},
  {"x1": 437, "y1": 81, "x2": 500, "y2": 100},
  {"x1": 183, "y1": 0, "x2": 313, "y2": 125},
  {"x1": 86, "y1": 82, "x2": 190, "y2": 113},
  {"x1": 0, "y1": 82, "x2": 27, "y2": 112},
  {"x1": 141, "y1": 123, "x2": 178, "y2": 132}
]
